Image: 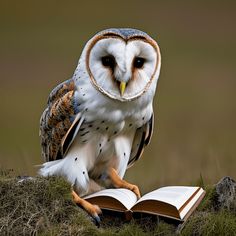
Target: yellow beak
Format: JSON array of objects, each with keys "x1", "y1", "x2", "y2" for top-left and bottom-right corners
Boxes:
[{"x1": 119, "y1": 82, "x2": 126, "y2": 96}]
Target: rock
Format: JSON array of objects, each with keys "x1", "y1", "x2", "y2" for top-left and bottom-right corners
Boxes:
[{"x1": 214, "y1": 176, "x2": 236, "y2": 211}]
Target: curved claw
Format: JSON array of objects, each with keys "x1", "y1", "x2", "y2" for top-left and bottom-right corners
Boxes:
[
  {"x1": 130, "y1": 184, "x2": 141, "y2": 199},
  {"x1": 108, "y1": 168, "x2": 141, "y2": 199},
  {"x1": 93, "y1": 214, "x2": 101, "y2": 227},
  {"x1": 91, "y1": 205, "x2": 102, "y2": 227},
  {"x1": 72, "y1": 191, "x2": 102, "y2": 227}
]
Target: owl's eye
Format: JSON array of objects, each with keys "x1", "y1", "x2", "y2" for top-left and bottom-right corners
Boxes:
[
  {"x1": 101, "y1": 55, "x2": 115, "y2": 70},
  {"x1": 133, "y1": 57, "x2": 145, "y2": 69}
]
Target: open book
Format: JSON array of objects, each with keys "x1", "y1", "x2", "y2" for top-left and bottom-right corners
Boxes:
[{"x1": 84, "y1": 186, "x2": 205, "y2": 221}]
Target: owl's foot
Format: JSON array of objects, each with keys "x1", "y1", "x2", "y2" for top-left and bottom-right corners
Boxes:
[
  {"x1": 72, "y1": 190, "x2": 102, "y2": 226},
  {"x1": 125, "y1": 183, "x2": 141, "y2": 199},
  {"x1": 109, "y1": 168, "x2": 141, "y2": 199}
]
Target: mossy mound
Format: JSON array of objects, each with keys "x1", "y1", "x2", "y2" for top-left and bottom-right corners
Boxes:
[
  {"x1": 0, "y1": 175, "x2": 97, "y2": 235},
  {"x1": 0, "y1": 173, "x2": 235, "y2": 235}
]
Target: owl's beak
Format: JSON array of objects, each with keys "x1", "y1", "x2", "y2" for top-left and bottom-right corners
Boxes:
[{"x1": 119, "y1": 82, "x2": 126, "y2": 96}]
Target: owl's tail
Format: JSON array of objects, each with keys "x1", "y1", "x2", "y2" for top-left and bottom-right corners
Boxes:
[{"x1": 38, "y1": 159, "x2": 63, "y2": 177}]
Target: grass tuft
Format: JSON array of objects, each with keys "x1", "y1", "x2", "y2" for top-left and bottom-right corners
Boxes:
[
  {"x1": 182, "y1": 211, "x2": 236, "y2": 236},
  {"x1": 198, "y1": 186, "x2": 218, "y2": 211},
  {"x1": 153, "y1": 221, "x2": 176, "y2": 236}
]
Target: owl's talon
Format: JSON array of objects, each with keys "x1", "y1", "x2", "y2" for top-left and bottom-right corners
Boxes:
[
  {"x1": 109, "y1": 168, "x2": 141, "y2": 198},
  {"x1": 93, "y1": 204, "x2": 102, "y2": 215},
  {"x1": 72, "y1": 190, "x2": 102, "y2": 224},
  {"x1": 89, "y1": 205, "x2": 101, "y2": 227},
  {"x1": 93, "y1": 215, "x2": 101, "y2": 227},
  {"x1": 129, "y1": 184, "x2": 141, "y2": 199}
]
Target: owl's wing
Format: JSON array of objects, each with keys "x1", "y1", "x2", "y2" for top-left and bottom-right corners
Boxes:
[
  {"x1": 127, "y1": 114, "x2": 154, "y2": 168},
  {"x1": 40, "y1": 78, "x2": 83, "y2": 162}
]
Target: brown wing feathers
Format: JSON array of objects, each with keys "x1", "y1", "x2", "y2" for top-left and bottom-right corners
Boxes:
[
  {"x1": 40, "y1": 79, "x2": 79, "y2": 162},
  {"x1": 48, "y1": 79, "x2": 75, "y2": 106}
]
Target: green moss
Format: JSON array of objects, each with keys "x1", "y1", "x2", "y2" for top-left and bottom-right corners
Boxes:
[
  {"x1": 198, "y1": 186, "x2": 218, "y2": 211},
  {"x1": 182, "y1": 211, "x2": 236, "y2": 236}
]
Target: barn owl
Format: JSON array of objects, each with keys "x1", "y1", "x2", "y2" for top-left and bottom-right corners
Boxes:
[{"x1": 39, "y1": 28, "x2": 161, "y2": 224}]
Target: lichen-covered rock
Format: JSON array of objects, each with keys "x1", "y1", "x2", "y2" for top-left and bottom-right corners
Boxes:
[{"x1": 215, "y1": 176, "x2": 236, "y2": 212}]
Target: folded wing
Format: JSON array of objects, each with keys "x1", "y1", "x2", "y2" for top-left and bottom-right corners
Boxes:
[
  {"x1": 128, "y1": 115, "x2": 154, "y2": 168},
  {"x1": 39, "y1": 79, "x2": 83, "y2": 162}
]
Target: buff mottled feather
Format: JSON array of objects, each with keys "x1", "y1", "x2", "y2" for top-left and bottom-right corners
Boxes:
[{"x1": 40, "y1": 79, "x2": 80, "y2": 162}]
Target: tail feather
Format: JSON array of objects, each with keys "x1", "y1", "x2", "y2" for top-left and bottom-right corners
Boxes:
[{"x1": 38, "y1": 159, "x2": 63, "y2": 177}]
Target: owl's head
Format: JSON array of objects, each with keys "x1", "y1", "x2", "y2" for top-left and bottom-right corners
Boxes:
[{"x1": 81, "y1": 28, "x2": 161, "y2": 102}]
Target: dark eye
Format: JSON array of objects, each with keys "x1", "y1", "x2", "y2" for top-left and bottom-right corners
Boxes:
[
  {"x1": 101, "y1": 55, "x2": 115, "y2": 69},
  {"x1": 133, "y1": 57, "x2": 145, "y2": 69}
]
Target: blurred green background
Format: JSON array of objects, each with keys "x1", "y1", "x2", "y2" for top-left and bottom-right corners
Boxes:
[{"x1": 0, "y1": 0, "x2": 235, "y2": 193}]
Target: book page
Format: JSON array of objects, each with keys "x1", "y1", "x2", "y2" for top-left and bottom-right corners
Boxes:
[
  {"x1": 179, "y1": 188, "x2": 205, "y2": 219},
  {"x1": 84, "y1": 188, "x2": 137, "y2": 210},
  {"x1": 136, "y1": 186, "x2": 200, "y2": 210}
]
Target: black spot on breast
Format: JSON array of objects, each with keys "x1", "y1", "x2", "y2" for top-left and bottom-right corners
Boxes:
[
  {"x1": 114, "y1": 131, "x2": 117, "y2": 135},
  {"x1": 129, "y1": 123, "x2": 132, "y2": 127},
  {"x1": 124, "y1": 152, "x2": 126, "y2": 156},
  {"x1": 83, "y1": 94, "x2": 85, "y2": 96},
  {"x1": 80, "y1": 131, "x2": 89, "y2": 136},
  {"x1": 99, "y1": 143, "x2": 101, "y2": 147},
  {"x1": 101, "y1": 120, "x2": 105, "y2": 123},
  {"x1": 106, "y1": 127, "x2": 109, "y2": 130},
  {"x1": 96, "y1": 127, "x2": 100, "y2": 130},
  {"x1": 88, "y1": 124, "x2": 93, "y2": 128},
  {"x1": 99, "y1": 149, "x2": 102, "y2": 153},
  {"x1": 85, "y1": 108, "x2": 88, "y2": 111},
  {"x1": 83, "y1": 171, "x2": 85, "y2": 174},
  {"x1": 142, "y1": 117, "x2": 145, "y2": 120},
  {"x1": 75, "y1": 157, "x2": 77, "y2": 161}
]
